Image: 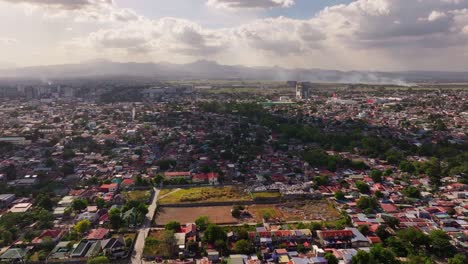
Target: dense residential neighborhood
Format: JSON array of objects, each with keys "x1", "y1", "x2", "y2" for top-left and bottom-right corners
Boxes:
[{"x1": 0, "y1": 81, "x2": 466, "y2": 264}]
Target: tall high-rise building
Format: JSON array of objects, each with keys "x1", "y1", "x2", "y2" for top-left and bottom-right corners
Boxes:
[{"x1": 296, "y1": 82, "x2": 312, "y2": 100}]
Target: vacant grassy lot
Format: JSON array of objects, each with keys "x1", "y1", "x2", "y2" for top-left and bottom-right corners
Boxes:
[
  {"x1": 158, "y1": 187, "x2": 251, "y2": 204},
  {"x1": 158, "y1": 188, "x2": 174, "y2": 197},
  {"x1": 247, "y1": 200, "x2": 341, "y2": 222},
  {"x1": 155, "y1": 206, "x2": 238, "y2": 226},
  {"x1": 122, "y1": 190, "x2": 151, "y2": 203},
  {"x1": 251, "y1": 191, "x2": 281, "y2": 200},
  {"x1": 144, "y1": 230, "x2": 167, "y2": 257}
]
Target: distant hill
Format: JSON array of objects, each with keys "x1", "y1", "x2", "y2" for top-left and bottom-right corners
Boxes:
[{"x1": 1, "y1": 60, "x2": 467, "y2": 84}]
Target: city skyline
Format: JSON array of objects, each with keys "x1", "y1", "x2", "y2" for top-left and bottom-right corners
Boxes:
[{"x1": 1, "y1": 0, "x2": 468, "y2": 71}]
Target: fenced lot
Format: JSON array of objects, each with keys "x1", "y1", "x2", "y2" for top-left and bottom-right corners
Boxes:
[
  {"x1": 158, "y1": 186, "x2": 251, "y2": 204},
  {"x1": 155, "y1": 205, "x2": 238, "y2": 226}
]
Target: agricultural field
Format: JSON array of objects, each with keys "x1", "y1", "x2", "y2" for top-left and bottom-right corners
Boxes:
[
  {"x1": 251, "y1": 191, "x2": 282, "y2": 200},
  {"x1": 122, "y1": 190, "x2": 152, "y2": 203},
  {"x1": 155, "y1": 206, "x2": 238, "y2": 226},
  {"x1": 158, "y1": 188, "x2": 174, "y2": 197},
  {"x1": 158, "y1": 187, "x2": 251, "y2": 204}
]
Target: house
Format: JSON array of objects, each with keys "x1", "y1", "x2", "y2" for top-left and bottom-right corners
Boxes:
[
  {"x1": 121, "y1": 179, "x2": 134, "y2": 189},
  {"x1": 208, "y1": 172, "x2": 219, "y2": 185},
  {"x1": 0, "y1": 248, "x2": 28, "y2": 263},
  {"x1": 122, "y1": 208, "x2": 139, "y2": 226},
  {"x1": 0, "y1": 194, "x2": 15, "y2": 208},
  {"x1": 185, "y1": 223, "x2": 197, "y2": 238},
  {"x1": 164, "y1": 171, "x2": 191, "y2": 180},
  {"x1": 206, "y1": 250, "x2": 220, "y2": 262},
  {"x1": 31, "y1": 229, "x2": 66, "y2": 245},
  {"x1": 87, "y1": 227, "x2": 110, "y2": 240},
  {"x1": 58, "y1": 195, "x2": 75, "y2": 207},
  {"x1": 346, "y1": 227, "x2": 371, "y2": 248},
  {"x1": 9, "y1": 202, "x2": 32, "y2": 213},
  {"x1": 48, "y1": 241, "x2": 73, "y2": 261},
  {"x1": 317, "y1": 230, "x2": 354, "y2": 248},
  {"x1": 71, "y1": 240, "x2": 102, "y2": 258},
  {"x1": 101, "y1": 236, "x2": 127, "y2": 259},
  {"x1": 77, "y1": 212, "x2": 99, "y2": 223},
  {"x1": 175, "y1": 233, "x2": 186, "y2": 252},
  {"x1": 100, "y1": 183, "x2": 119, "y2": 193},
  {"x1": 192, "y1": 173, "x2": 208, "y2": 183}
]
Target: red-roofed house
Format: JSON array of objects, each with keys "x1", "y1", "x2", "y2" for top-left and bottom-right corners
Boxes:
[
  {"x1": 31, "y1": 229, "x2": 66, "y2": 245},
  {"x1": 192, "y1": 173, "x2": 208, "y2": 183},
  {"x1": 164, "y1": 172, "x2": 191, "y2": 180},
  {"x1": 100, "y1": 183, "x2": 118, "y2": 193},
  {"x1": 208, "y1": 172, "x2": 219, "y2": 185},
  {"x1": 381, "y1": 203, "x2": 398, "y2": 213},
  {"x1": 121, "y1": 179, "x2": 134, "y2": 188},
  {"x1": 317, "y1": 230, "x2": 354, "y2": 248},
  {"x1": 87, "y1": 227, "x2": 110, "y2": 240}
]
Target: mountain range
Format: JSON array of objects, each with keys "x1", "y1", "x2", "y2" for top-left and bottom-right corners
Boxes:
[{"x1": 1, "y1": 60, "x2": 467, "y2": 84}]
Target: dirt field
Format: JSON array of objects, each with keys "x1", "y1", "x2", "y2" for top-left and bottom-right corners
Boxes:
[{"x1": 155, "y1": 206, "x2": 239, "y2": 226}]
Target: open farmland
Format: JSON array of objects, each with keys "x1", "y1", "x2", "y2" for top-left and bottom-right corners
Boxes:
[
  {"x1": 155, "y1": 206, "x2": 238, "y2": 226},
  {"x1": 158, "y1": 186, "x2": 251, "y2": 204}
]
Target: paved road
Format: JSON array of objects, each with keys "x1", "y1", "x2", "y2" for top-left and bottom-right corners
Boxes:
[
  {"x1": 131, "y1": 187, "x2": 160, "y2": 264},
  {"x1": 131, "y1": 188, "x2": 181, "y2": 264}
]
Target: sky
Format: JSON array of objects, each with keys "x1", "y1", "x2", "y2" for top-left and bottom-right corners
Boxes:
[{"x1": 0, "y1": 0, "x2": 468, "y2": 71}]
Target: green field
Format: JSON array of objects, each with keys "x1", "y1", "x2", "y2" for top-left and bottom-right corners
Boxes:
[
  {"x1": 251, "y1": 191, "x2": 282, "y2": 200},
  {"x1": 122, "y1": 190, "x2": 151, "y2": 203},
  {"x1": 158, "y1": 187, "x2": 251, "y2": 204}
]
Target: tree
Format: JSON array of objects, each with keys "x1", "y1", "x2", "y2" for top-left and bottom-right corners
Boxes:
[
  {"x1": 351, "y1": 250, "x2": 370, "y2": 264},
  {"x1": 165, "y1": 221, "x2": 181, "y2": 232},
  {"x1": 358, "y1": 225, "x2": 370, "y2": 236},
  {"x1": 234, "y1": 239, "x2": 252, "y2": 254},
  {"x1": 45, "y1": 158, "x2": 56, "y2": 168},
  {"x1": 429, "y1": 230, "x2": 456, "y2": 258},
  {"x1": 448, "y1": 254, "x2": 467, "y2": 264},
  {"x1": 357, "y1": 196, "x2": 379, "y2": 211},
  {"x1": 72, "y1": 198, "x2": 88, "y2": 211},
  {"x1": 396, "y1": 227, "x2": 429, "y2": 251},
  {"x1": 95, "y1": 197, "x2": 106, "y2": 209},
  {"x1": 62, "y1": 149, "x2": 76, "y2": 160},
  {"x1": 334, "y1": 190, "x2": 345, "y2": 200},
  {"x1": 75, "y1": 219, "x2": 91, "y2": 234},
  {"x1": 35, "y1": 193, "x2": 54, "y2": 211},
  {"x1": 403, "y1": 186, "x2": 421, "y2": 199},
  {"x1": 109, "y1": 208, "x2": 122, "y2": 230},
  {"x1": 369, "y1": 244, "x2": 400, "y2": 264},
  {"x1": 370, "y1": 170, "x2": 383, "y2": 183},
  {"x1": 195, "y1": 216, "x2": 210, "y2": 231},
  {"x1": 324, "y1": 252, "x2": 339, "y2": 264},
  {"x1": 356, "y1": 181, "x2": 370, "y2": 194},
  {"x1": 232, "y1": 207, "x2": 241, "y2": 218},
  {"x1": 61, "y1": 163, "x2": 75, "y2": 175},
  {"x1": 399, "y1": 160, "x2": 415, "y2": 173},
  {"x1": 187, "y1": 240, "x2": 199, "y2": 253},
  {"x1": 87, "y1": 256, "x2": 110, "y2": 264},
  {"x1": 203, "y1": 224, "x2": 226, "y2": 243}
]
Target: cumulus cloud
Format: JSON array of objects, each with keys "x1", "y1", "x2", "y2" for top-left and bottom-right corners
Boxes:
[
  {"x1": 6, "y1": 0, "x2": 468, "y2": 70},
  {"x1": 67, "y1": 18, "x2": 229, "y2": 57},
  {"x1": 0, "y1": 0, "x2": 137, "y2": 22},
  {"x1": 0, "y1": 37, "x2": 18, "y2": 45},
  {"x1": 0, "y1": 0, "x2": 112, "y2": 10},
  {"x1": 206, "y1": 0, "x2": 294, "y2": 9}
]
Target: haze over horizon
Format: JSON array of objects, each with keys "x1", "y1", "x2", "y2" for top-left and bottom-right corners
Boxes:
[{"x1": 1, "y1": 0, "x2": 468, "y2": 72}]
